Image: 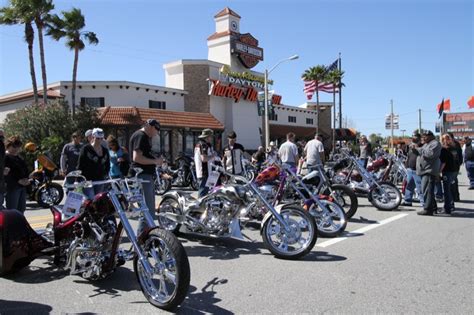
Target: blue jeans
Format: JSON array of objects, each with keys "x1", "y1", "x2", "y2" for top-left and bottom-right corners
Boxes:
[
  {"x1": 442, "y1": 172, "x2": 456, "y2": 211},
  {"x1": 466, "y1": 160, "x2": 474, "y2": 188},
  {"x1": 198, "y1": 177, "x2": 209, "y2": 198},
  {"x1": 137, "y1": 173, "x2": 156, "y2": 234},
  {"x1": 404, "y1": 169, "x2": 423, "y2": 206},
  {"x1": 435, "y1": 181, "x2": 443, "y2": 200},
  {"x1": 6, "y1": 187, "x2": 27, "y2": 214},
  {"x1": 358, "y1": 158, "x2": 368, "y2": 169}
]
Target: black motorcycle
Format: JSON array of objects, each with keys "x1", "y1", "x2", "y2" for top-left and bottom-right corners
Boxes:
[{"x1": 167, "y1": 154, "x2": 199, "y2": 191}]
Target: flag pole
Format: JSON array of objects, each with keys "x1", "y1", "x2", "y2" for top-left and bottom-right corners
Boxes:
[{"x1": 338, "y1": 52, "x2": 342, "y2": 129}]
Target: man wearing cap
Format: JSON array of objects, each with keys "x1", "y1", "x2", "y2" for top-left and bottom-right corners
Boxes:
[
  {"x1": 129, "y1": 119, "x2": 162, "y2": 230},
  {"x1": 402, "y1": 132, "x2": 424, "y2": 207},
  {"x1": 222, "y1": 131, "x2": 245, "y2": 176},
  {"x1": 414, "y1": 130, "x2": 442, "y2": 215},
  {"x1": 60, "y1": 132, "x2": 83, "y2": 177},
  {"x1": 303, "y1": 133, "x2": 325, "y2": 171},
  {"x1": 84, "y1": 129, "x2": 93, "y2": 144},
  {"x1": 194, "y1": 128, "x2": 216, "y2": 197}
]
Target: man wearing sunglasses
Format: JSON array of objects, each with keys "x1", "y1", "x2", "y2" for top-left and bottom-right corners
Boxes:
[{"x1": 130, "y1": 119, "x2": 163, "y2": 232}]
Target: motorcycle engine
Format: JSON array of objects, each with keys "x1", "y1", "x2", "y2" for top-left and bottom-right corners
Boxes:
[
  {"x1": 200, "y1": 198, "x2": 236, "y2": 235},
  {"x1": 65, "y1": 218, "x2": 117, "y2": 280},
  {"x1": 258, "y1": 185, "x2": 277, "y2": 202}
]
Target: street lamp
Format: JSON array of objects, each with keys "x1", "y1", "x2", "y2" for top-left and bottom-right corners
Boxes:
[
  {"x1": 401, "y1": 129, "x2": 406, "y2": 138},
  {"x1": 264, "y1": 54, "x2": 299, "y2": 149}
]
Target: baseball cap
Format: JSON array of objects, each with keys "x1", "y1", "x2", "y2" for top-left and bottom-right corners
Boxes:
[
  {"x1": 146, "y1": 119, "x2": 160, "y2": 131},
  {"x1": 227, "y1": 131, "x2": 237, "y2": 139},
  {"x1": 421, "y1": 130, "x2": 434, "y2": 137},
  {"x1": 92, "y1": 128, "x2": 105, "y2": 139},
  {"x1": 85, "y1": 129, "x2": 93, "y2": 138}
]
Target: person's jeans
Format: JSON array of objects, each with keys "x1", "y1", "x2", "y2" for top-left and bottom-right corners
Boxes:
[
  {"x1": 404, "y1": 169, "x2": 423, "y2": 206},
  {"x1": 358, "y1": 158, "x2": 368, "y2": 169},
  {"x1": 137, "y1": 173, "x2": 155, "y2": 234},
  {"x1": 442, "y1": 172, "x2": 456, "y2": 211},
  {"x1": 465, "y1": 160, "x2": 474, "y2": 188},
  {"x1": 421, "y1": 174, "x2": 438, "y2": 212},
  {"x1": 435, "y1": 181, "x2": 443, "y2": 200},
  {"x1": 6, "y1": 187, "x2": 27, "y2": 214},
  {"x1": 451, "y1": 172, "x2": 460, "y2": 201},
  {"x1": 198, "y1": 177, "x2": 209, "y2": 198}
]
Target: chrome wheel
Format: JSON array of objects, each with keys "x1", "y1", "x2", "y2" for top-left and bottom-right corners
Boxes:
[
  {"x1": 157, "y1": 197, "x2": 181, "y2": 233},
  {"x1": 309, "y1": 200, "x2": 347, "y2": 237}
]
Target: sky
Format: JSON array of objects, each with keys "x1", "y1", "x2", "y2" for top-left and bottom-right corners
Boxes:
[{"x1": 0, "y1": 0, "x2": 472, "y2": 137}]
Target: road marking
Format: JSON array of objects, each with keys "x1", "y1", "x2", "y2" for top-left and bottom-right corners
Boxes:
[
  {"x1": 317, "y1": 213, "x2": 409, "y2": 248},
  {"x1": 26, "y1": 215, "x2": 52, "y2": 222}
]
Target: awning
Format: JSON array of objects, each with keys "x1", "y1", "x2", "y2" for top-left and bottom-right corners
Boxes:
[
  {"x1": 334, "y1": 128, "x2": 357, "y2": 140},
  {"x1": 98, "y1": 106, "x2": 224, "y2": 130}
]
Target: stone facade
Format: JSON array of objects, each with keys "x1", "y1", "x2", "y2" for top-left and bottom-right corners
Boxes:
[{"x1": 183, "y1": 65, "x2": 211, "y2": 113}]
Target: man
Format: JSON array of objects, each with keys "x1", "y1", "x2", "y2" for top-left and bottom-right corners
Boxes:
[
  {"x1": 440, "y1": 134, "x2": 457, "y2": 214},
  {"x1": 462, "y1": 136, "x2": 474, "y2": 190},
  {"x1": 84, "y1": 129, "x2": 93, "y2": 144},
  {"x1": 447, "y1": 133, "x2": 462, "y2": 201},
  {"x1": 401, "y1": 132, "x2": 423, "y2": 207},
  {"x1": 0, "y1": 129, "x2": 5, "y2": 209},
  {"x1": 415, "y1": 130, "x2": 442, "y2": 216},
  {"x1": 304, "y1": 133, "x2": 325, "y2": 171},
  {"x1": 222, "y1": 131, "x2": 245, "y2": 175},
  {"x1": 194, "y1": 128, "x2": 216, "y2": 197},
  {"x1": 266, "y1": 141, "x2": 278, "y2": 163},
  {"x1": 278, "y1": 132, "x2": 299, "y2": 168},
  {"x1": 358, "y1": 135, "x2": 372, "y2": 168},
  {"x1": 130, "y1": 119, "x2": 162, "y2": 232},
  {"x1": 60, "y1": 132, "x2": 83, "y2": 177},
  {"x1": 253, "y1": 146, "x2": 266, "y2": 172}
]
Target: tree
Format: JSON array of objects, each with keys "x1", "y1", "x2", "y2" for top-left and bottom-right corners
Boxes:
[
  {"x1": 302, "y1": 65, "x2": 327, "y2": 135},
  {"x1": 31, "y1": 0, "x2": 54, "y2": 105},
  {"x1": 0, "y1": 0, "x2": 38, "y2": 105},
  {"x1": 46, "y1": 8, "x2": 98, "y2": 116}
]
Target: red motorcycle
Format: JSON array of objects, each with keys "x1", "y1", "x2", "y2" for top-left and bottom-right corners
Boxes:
[{"x1": 0, "y1": 170, "x2": 190, "y2": 310}]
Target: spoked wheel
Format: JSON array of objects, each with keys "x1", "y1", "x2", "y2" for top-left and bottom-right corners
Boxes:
[
  {"x1": 154, "y1": 177, "x2": 171, "y2": 196},
  {"x1": 327, "y1": 184, "x2": 359, "y2": 219},
  {"x1": 262, "y1": 206, "x2": 317, "y2": 260},
  {"x1": 35, "y1": 183, "x2": 64, "y2": 207},
  {"x1": 369, "y1": 181, "x2": 402, "y2": 211},
  {"x1": 157, "y1": 196, "x2": 182, "y2": 234},
  {"x1": 308, "y1": 199, "x2": 347, "y2": 238},
  {"x1": 134, "y1": 229, "x2": 190, "y2": 311}
]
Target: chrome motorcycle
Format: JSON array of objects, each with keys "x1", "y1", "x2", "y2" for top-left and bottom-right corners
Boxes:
[{"x1": 157, "y1": 166, "x2": 317, "y2": 260}]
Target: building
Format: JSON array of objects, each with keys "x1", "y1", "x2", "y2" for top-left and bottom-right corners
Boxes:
[{"x1": 0, "y1": 7, "x2": 333, "y2": 159}]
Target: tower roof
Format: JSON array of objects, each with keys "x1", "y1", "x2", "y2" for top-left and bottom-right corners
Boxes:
[{"x1": 214, "y1": 7, "x2": 241, "y2": 19}]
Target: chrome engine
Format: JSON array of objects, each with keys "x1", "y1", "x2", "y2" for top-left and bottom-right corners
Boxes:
[
  {"x1": 197, "y1": 198, "x2": 237, "y2": 234},
  {"x1": 65, "y1": 219, "x2": 117, "y2": 280}
]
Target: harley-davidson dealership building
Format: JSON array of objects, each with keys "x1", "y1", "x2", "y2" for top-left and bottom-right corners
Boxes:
[{"x1": 0, "y1": 8, "x2": 332, "y2": 159}]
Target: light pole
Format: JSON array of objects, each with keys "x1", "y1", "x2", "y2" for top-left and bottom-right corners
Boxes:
[
  {"x1": 264, "y1": 54, "x2": 299, "y2": 149},
  {"x1": 401, "y1": 129, "x2": 406, "y2": 138}
]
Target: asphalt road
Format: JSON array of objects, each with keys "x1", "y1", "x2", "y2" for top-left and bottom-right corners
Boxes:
[{"x1": 1, "y1": 179, "x2": 473, "y2": 314}]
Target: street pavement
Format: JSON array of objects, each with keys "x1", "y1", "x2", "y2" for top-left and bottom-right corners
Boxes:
[{"x1": 0, "y1": 178, "x2": 473, "y2": 314}]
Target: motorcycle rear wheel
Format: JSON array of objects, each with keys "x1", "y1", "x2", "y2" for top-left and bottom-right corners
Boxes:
[
  {"x1": 262, "y1": 206, "x2": 317, "y2": 260},
  {"x1": 157, "y1": 196, "x2": 182, "y2": 234},
  {"x1": 155, "y1": 177, "x2": 172, "y2": 196},
  {"x1": 35, "y1": 183, "x2": 64, "y2": 208},
  {"x1": 309, "y1": 200, "x2": 347, "y2": 238},
  {"x1": 134, "y1": 229, "x2": 190, "y2": 311},
  {"x1": 327, "y1": 184, "x2": 359, "y2": 219},
  {"x1": 369, "y1": 181, "x2": 402, "y2": 211}
]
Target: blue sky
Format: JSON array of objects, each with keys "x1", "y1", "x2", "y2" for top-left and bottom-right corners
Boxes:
[{"x1": 1, "y1": 0, "x2": 472, "y2": 136}]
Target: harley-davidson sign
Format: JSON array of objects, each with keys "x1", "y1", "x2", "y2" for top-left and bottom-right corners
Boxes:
[{"x1": 231, "y1": 33, "x2": 264, "y2": 69}]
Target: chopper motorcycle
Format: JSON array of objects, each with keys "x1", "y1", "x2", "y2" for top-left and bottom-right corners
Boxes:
[
  {"x1": 0, "y1": 170, "x2": 190, "y2": 310},
  {"x1": 157, "y1": 165, "x2": 317, "y2": 260},
  {"x1": 166, "y1": 154, "x2": 199, "y2": 191},
  {"x1": 331, "y1": 151, "x2": 402, "y2": 211}
]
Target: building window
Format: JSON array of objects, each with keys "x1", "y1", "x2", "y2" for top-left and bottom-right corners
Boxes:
[
  {"x1": 306, "y1": 118, "x2": 314, "y2": 125},
  {"x1": 269, "y1": 113, "x2": 278, "y2": 121},
  {"x1": 149, "y1": 100, "x2": 166, "y2": 109},
  {"x1": 288, "y1": 116, "x2": 296, "y2": 123},
  {"x1": 80, "y1": 97, "x2": 104, "y2": 107}
]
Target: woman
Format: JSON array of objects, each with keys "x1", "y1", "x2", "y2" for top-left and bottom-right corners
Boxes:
[
  {"x1": 77, "y1": 128, "x2": 110, "y2": 199},
  {"x1": 440, "y1": 134, "x2": 457, "y2": 214},
  {"x1": 4, "y1": 136, "x2": 29, "y2": 213},
  {"x1": 107, "y1": 135, "x2": 129, "y2": 178}
]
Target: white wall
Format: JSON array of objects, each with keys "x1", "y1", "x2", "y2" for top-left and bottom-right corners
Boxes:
[
  {"x1": 271, "y1": 106, "x2": 318, "y2": 127},
  {"x1": 0, "y1": 101, "x2": 32, "y2": 124}
]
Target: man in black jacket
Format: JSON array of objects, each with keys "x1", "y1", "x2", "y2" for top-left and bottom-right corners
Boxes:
[{"x1": 447, "y1": 133, "x2": 462, "y2": 201}]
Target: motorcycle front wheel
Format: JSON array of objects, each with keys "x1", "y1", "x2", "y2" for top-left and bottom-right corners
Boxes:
[
  {"x1": 369, "y1": 181, "x2": 402, "y2": 211},
  {"x1": 134, "y1": 229, "x2": 190, "y2": 311},
  {"x1": 262, "y1": 206, "x2": 317, "y2": 260},
  {"x1": 308, "y1": 199, "x2": 347, "y2": 238},
  {"x1": 35, "y1": 183, "x2": 64, "y2": 207},
  {"x1": 154, "y1": 177, "x2": 172, "y2": 196}
]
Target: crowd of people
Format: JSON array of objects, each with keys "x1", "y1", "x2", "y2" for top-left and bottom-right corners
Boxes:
[{"x1": 0, "y1": 120, "x2": 473, "y2": 220}]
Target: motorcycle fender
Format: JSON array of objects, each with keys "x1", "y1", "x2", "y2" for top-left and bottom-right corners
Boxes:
[
  {"x1": 260, "y1": 204, "x2": 287, "y2": 235},
  {"x1": 158, "y1": 191, "x2": 186, "y2": 215}
]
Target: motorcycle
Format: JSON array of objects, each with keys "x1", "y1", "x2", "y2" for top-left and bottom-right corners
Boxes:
[
  {"x1": 252, "y1": 163, "x2": 347, "y2": 238},
  {"x1": 157, "y1": 165, "x2": 317, "y2": 260},
  {"x1": 154, "y1": 162, "x2": 173, "y2": 196},
  {"x1": 167, "y1": 154, "x2": 199, "y2": 191},
  {"x1": 332, "y1": 151, "x2": 402, "y2": 211},
  {"x1": 1, "y1": 170, "x2": 190, "y2": 310},
  {"x1": 28, "y1": 152, "x2": 64, "y2": 207}
]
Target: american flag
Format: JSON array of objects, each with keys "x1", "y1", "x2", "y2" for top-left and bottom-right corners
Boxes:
[
  {"x1": 324, "y1": 59, "x2": 339, "y2": 75},
  {"x1": 303, "y1": 80, "x2": 317, "y2": 100},
  {"x1": 304, "y1": 80, "x2": 339, "y2": 98},
  {"x1": 318, "y1": 82, "x2": 339, "y2": 93}
]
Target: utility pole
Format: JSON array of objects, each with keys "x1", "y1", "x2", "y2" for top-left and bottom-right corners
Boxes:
[
  {"x1": 390, "y1": 99, "x2": 394, "y2": 150},
  {"x1": 418, "y1": 109, "x2": 422, "y2": 133}
]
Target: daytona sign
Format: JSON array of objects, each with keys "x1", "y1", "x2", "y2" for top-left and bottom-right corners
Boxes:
[{"x1": 208, "y1": 79, "x2": 282, "y2": 105}]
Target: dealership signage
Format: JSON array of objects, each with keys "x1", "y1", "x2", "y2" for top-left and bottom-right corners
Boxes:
[
  {"x1": 219, "y1": 65, "x2": 270, "y2": 90},
  {"x1": 208, "y1": 79, "x2": 282, "y2": 105},
  {"x1": 231, "y1": 33, "x2": 264, "y2": 69},
  {"x1": 444, "y1": 112, "x2": 474, "y2": 137}
]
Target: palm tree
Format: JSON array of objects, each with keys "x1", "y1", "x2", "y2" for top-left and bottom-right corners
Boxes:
[
  {"x1": 46, "y1": 8, "x2": 98, "y2": 117},
  {"x1": 302, "y1": 65, "x2": 327, "y2": 134},
  {"x1": 31, "y1": 0, "x2": 54, "y2": 105},
  {"x1": 326, "y1": 69, "x2": 345, "y2": 151},
  {"x1": 0, "y1": 0, "x2": 38, "y2": 105}
]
